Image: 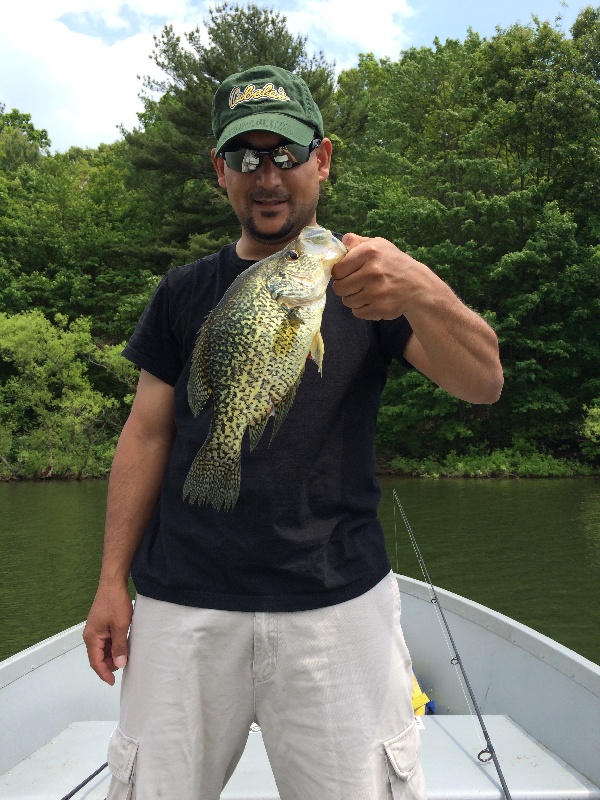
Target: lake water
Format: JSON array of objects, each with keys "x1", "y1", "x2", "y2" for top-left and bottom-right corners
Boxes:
[{"x1": 1, "y1": 477, "x2": 599, "y2": 665}]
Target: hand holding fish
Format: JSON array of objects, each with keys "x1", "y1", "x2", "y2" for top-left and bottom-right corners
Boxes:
[{"x1": 331, "y1": 233, "x2": 430, "y2": 321}]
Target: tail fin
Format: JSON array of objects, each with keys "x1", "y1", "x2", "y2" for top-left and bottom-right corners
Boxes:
[{"x1": 183, "y1": 445, "x2": 242, "y2": 512}]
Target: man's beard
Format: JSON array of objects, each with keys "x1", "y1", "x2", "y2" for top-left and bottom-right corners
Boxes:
[
  {"x1": 242, "y1": 215, "x2": 299, "y2": 245},
  {"x1": 238, "y1": 190, "x2": 319, "y2": 246}
]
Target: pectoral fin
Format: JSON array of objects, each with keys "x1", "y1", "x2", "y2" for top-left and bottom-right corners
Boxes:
[{"x1": 309, "y1": 330, "x2": 325, "y2": 374}]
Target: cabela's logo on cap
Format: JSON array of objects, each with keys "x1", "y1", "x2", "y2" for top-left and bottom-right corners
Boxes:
[{"x1": 229, "y1": 82, "x2": 291, "y2": 109}]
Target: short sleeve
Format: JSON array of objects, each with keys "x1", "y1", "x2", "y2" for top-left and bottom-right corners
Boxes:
[
  {"x1": 122, "y1": 275, "x2": 184, "y2": 386},
  {"x1": 376, "y1": 316, "x2": 414, "y2": 368}
]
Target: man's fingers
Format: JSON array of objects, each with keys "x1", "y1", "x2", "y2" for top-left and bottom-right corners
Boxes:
[
  {"x1": 84, "y1": 632, "x2": 117, "y2": 685},
  {"x1": 333, "y1": 233, "x2": 373, "y2": 282}
]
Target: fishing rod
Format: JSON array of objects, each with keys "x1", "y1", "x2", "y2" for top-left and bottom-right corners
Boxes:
[
  {"x1": 59, "y1": 762, "x2": 108, "y2": 800},
  {"x1": 393, "y1": 489, "x2": 513, "y2": 800}
]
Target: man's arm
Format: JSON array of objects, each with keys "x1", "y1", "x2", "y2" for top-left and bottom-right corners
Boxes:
[
  {"x1": 83, "y1": 369, "x2": 175, "y2": 684},
  {"x1": 332, "y1": 233, "x2": 503, "y2": 404}
]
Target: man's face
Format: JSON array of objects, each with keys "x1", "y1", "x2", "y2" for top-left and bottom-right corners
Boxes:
[{"x1": 212, "y1": 131, "x2": 332, "y2": 251}]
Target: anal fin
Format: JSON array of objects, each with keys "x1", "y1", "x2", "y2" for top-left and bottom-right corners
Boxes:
[{"x1": 248, "y1": 415, "x2": 270, "y2": 451}]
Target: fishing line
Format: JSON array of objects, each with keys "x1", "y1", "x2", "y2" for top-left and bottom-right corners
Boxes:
[
  {"x1": 394, "y1": 498, "x2": 475, "y2": 722},
  {"x1": 393, "y1": 489, "x2": 513, "y2": 800}
]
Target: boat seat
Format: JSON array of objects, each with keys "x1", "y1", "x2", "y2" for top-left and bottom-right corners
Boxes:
[{"x1": 1, "y1": 716, "x2": 599, "y2": 799}]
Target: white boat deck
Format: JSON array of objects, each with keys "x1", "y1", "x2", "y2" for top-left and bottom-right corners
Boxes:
[{"x1": 1, "y1": 715, "x2": 599, "y2": 799}]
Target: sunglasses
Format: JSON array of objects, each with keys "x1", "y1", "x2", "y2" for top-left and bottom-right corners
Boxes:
[{"x1": 220, "y1": 139, "x2": 322, "y2": 173}]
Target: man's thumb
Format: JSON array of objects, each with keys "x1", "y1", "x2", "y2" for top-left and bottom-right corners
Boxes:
[
  {"x1": 112, "y1": 632, "x2": 129, "y2": 669},
  {"x1": 341, "y1": 231, "x2": 369, "y2": 250}
]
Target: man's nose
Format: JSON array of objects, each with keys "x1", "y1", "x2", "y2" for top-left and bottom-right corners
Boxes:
[{"x1": 255, "y1": 156, "x2": 283, "y2": 188}]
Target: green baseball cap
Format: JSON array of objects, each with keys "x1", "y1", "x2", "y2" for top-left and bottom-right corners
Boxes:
[{"x1": 212, "y1": 65, "x2": 324, "y2": 154}]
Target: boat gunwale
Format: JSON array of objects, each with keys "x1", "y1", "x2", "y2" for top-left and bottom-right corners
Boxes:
[
  {"x1": 0, "y1": 622, "x2": 87, "y2": 690},
  {"x1": 396, "y1": 575, "x2": 600, "y2": 697}
]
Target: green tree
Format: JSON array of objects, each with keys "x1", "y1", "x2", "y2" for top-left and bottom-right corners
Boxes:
[
  {"x1": 0, "y1": 105, "x2": 51, "y2": 174},
  {"x1": 329, "y1": 15, "x2": 600, "y2": 463},
  {"x1": 0, "y1": 140, "x2": 161, "y2": 340},
  {"x1": 0, "y1": 312, "x2": 137, "y2": 479}
]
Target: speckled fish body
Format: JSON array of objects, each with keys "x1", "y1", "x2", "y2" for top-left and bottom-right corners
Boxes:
[{"x1": 183, "y1": 226, "x2": 347, "y2": 511}]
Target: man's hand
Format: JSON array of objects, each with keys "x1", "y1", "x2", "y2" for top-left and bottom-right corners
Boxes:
[
  {"x1": 83, "y1": 582, "x2": 133, "y2": 685},
  {"x1": 332, "y1": 233, "x2": 423, "y2": 320}
]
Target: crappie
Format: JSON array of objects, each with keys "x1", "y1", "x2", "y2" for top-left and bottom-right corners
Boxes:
[{"x1": 183, "y1": 225, "x2": 347, "y2": 511}]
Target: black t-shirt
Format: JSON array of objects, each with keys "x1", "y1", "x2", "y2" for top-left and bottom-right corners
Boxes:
[{"x1": 124, "y1": 243, "x2": 413, "y2": 612}]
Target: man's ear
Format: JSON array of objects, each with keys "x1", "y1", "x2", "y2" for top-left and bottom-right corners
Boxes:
[
  {"x1": 211, "y1": 148, "x2": 227, "y2": 188},
  {"x1": 316, "y1": 138, "x2": 332, "y2": 184}
]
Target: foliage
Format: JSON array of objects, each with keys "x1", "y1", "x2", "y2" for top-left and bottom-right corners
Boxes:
[
  {"x1": 0, "y1": 105, "x2": 51, "y2": 174},
  {"x1": 328, "y1": 12, "x2": 600, "y2": 464},
  {"x1": 0, "y1": 141, "x2": 162, "y2": 340},
  {"x1": 4, "y1": 5, "x2": 600, "y2": 477},
  {"x1": 579, "y1": 401, "x2": 600, "y2": 461},
  {"x1": 0, "y1": 312, "x2": 136, "y2": 480},
  {"x1": 388, "y1": 448, "x2": 596, "y2": 478}
]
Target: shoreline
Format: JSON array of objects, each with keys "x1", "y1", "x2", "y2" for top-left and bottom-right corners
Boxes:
[{"x1": 2, "y1": 459, "x2": 598, "y2": 482}]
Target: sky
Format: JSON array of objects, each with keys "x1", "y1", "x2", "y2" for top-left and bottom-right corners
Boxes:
[{"x1": 0, "y1": 0, "x2": 585, "y2": 153}]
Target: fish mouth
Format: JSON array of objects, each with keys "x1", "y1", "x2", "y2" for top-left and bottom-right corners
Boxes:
[{"x1": 298, "y1": 226, "x2": 348, "y2": 261}]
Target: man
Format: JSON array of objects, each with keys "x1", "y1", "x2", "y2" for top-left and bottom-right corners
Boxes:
[{"x1": 84, "y1": 65, "x2": 503, "y2": 800}]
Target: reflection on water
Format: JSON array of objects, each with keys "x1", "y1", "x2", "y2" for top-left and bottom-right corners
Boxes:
[{"x1": 1, "y1": 477, "x2": 599, "y2": 665}]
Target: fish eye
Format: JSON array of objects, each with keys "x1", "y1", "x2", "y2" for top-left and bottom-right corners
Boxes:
[{"x1": 287, "y1": 250, "x2": 300, "y2": 260}]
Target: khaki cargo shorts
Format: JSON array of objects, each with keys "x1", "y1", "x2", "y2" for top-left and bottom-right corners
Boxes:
[{"x1": 106, "y1": 571, "x2": 425, "y2": 799}]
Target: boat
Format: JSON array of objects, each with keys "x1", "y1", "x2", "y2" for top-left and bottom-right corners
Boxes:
[{"x1": 1, "y1": 574, "x2": 599, "y2": 799}]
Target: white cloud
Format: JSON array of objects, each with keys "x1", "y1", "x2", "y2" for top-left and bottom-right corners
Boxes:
[
  {"x1": 0, "y1": 0, "x2": 209, "y2": 151},
  {"x1": 285, "y1": 0, "x2": 415, "y2": 70}
]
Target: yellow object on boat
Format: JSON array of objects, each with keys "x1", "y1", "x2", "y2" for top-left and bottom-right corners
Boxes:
[{"x1": 412, "y1": 674, "x2": 431, "y2": 715}]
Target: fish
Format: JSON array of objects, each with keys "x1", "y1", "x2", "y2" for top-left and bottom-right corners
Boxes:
[{"x1": 183, "y1": 225, "x2": 348, "y2": 511}]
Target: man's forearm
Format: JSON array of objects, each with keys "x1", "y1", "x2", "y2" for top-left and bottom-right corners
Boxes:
[
  {"x1": 98, "y1": 414, "x2": 174, "y2": 587},
  {"x1": 332, "y1": 234, "x2": 503, "y2": 404},
  {"x1": 403, "y1": 276, "x2": 503, "y2": 404}
]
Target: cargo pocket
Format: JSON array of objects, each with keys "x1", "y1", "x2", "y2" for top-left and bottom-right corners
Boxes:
[
  {"x1": 384, "y1": 719, "x2": 425, "y2": 798},
  {"x1": 106, "y1": 726, "x2": 139, "y2": 800}
]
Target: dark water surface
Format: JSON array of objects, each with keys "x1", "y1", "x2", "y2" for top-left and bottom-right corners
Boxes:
[
  {"x1": 1, "y1": 480, "x2": 106, "y2": 662},
  {"x1": 380, "y1": 476, "x2": 600, "y2": 666},
  {"x1": 1, "y1": 477, "x2": 599, "y2": 664}
]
